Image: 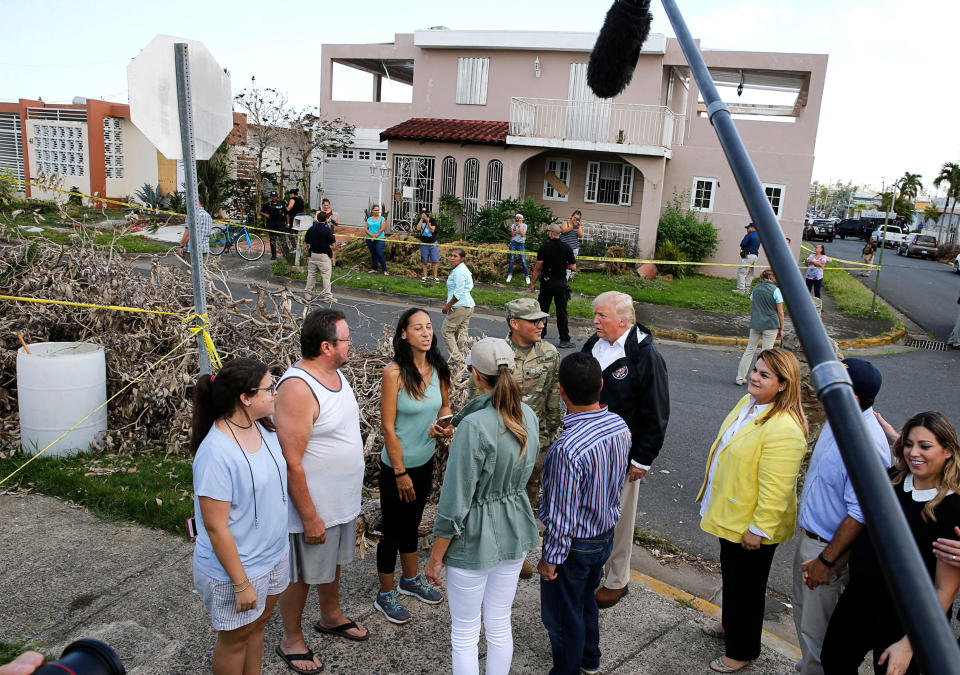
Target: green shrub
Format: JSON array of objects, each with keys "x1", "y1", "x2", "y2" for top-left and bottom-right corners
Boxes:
[
  {"x1": 67, "y1": 185, "x2": 83, "y2": 206},
  {"x1": 654, "y1": 239, "x2": 689, "y2": 278},
  {"x1": 656, "y1": 192, "x2": 719, "y2": 263},
  {"x1": 437, "y1": 193, "x2": 463, "y2": 242}
]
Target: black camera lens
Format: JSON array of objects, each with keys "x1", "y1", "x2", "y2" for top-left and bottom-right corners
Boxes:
[{"x1": 34, "y1": 639, "x2": 125, "y2": 675}]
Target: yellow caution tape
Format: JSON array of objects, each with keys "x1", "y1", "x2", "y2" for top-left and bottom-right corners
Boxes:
[
  {"x1": 0, "y1": 174, "x2": 298, "y2": 240},
  {"x1": 0, "y1": 332, "x2": 195, "y2": 486},
  {"x1": 183, "y1": 312, "x2": 223, "y2": 370},
  {"x1": 0, "y1": 294, "x2": 185, "y2": 316},
  {"x1": 2, "y1": 174, "x2": 881, "y2": 270}
]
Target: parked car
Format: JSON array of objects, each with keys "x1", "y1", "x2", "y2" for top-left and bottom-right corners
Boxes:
[
  {"x1": 897, "y1": 233, "x2": 938, "y2": 258},
  {"x1": 954, "y1": 251, "x2": 960, "y2": 274},
  {"x1": 836, "y1": 219, "x2": 870, "y2": 240},
  {"x1": 803, "y1": 218, "x2": 835, "y2": 242},
  {"x1": 870, "y1": 224, "x2": 906, "y2": 248}
]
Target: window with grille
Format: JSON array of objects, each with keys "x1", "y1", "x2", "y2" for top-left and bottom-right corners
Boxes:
[
  {"x1": 456, "y1": 58, "x2": 489, "y2": 105},
  {"x1": 358, "y1": 150, "x2": 370, "y2": 161},
  {"x1": 691, "y1": 177, "x2": 716, "y2": 212},
  {"x1": 441, "y1": 156, "x2": 457, "y2": 196},
  {"x1": 543, "y1": 157, "x2": 571, "y2": 202},
  {"x1": 375, "y1": 151, "x2": 387, "y2": 162},
  {"x1": 102, "y1": 117, "x2": 124, "y2": 179},
  {"x1": 0, "y1": 113, "x2": 25, "y2": 182},
  {"x1": 486, "y1": 160, "x2": 503, "y2": 207},
  {"x1": 463, "y1": 158, "x2": 480, "y2": 228},
  {"x1": 342, "y1": 149, "x2": 354, "y2": 159},
  {"x1": 584, "y1": 161, "x2": 634, "y2": 206},
  {"x1": 762, "y1": 183, "x2": 785, "y2": 217},
  {"x1": 33, "y1": 123, "x2": 85, "y2": 177}
]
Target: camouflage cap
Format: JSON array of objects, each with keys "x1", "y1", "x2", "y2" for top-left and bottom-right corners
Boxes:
[{"x1": 505, "y1": 297, "x2": 550, "y2": 322}]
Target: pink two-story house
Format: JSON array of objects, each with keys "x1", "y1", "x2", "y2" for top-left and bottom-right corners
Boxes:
[{"x1": 320, "y1": 29, "x2": 827, "y2": 274}]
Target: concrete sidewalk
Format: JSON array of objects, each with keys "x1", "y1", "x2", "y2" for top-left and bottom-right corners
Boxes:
[{"x1": 0, "y1": 492, "x2": 800, "y2": 674}]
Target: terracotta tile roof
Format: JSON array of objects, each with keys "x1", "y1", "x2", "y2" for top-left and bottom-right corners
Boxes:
[{"x1": 380, "y1": 118, "x2": 509, "y2": 145}]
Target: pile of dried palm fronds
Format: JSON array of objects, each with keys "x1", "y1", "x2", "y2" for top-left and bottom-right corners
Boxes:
[{"x1": 1, "y1": 227, "x2": 475, "y2": 548}]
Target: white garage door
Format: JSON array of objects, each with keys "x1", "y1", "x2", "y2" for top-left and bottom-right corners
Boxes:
[{"x1": 320, "y1": 149, "x2": 388, "y2": 227}]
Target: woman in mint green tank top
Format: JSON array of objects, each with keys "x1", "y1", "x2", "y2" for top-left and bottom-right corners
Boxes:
[{"x1": 375, "y1": 308, "x2": 453, "y2": 623}]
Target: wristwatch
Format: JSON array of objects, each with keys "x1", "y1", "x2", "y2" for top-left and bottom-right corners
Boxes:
[{"x1": 817, "y1": 552, "x2": 836, "y2": 568}]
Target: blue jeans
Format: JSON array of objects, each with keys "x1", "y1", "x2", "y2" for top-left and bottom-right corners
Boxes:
[
  {"x1": 540, "y1": 528, "x2": 614, "y2": 674},
  {"x1": 508, "y1": 239, "x2": 528, "y2": 276},
  {"x1": 367, "y1": 238, "x2": 386, "y2": 272}
]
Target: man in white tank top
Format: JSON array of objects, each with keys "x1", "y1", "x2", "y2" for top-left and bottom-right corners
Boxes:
[{"x1": 276, "y1": 309, "x2": 368, "y2": 672}]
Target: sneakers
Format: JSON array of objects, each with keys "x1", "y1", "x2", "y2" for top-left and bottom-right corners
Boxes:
[
  {"x1": 433, "y1": 277, "x2": 441, "y2": 283},
  {"x1": 374, "y1": 590, "x2": 412, "y2": 624},
  {"x1": 421, "y1": 276, "x2": 427, "y2": 282},
  {"x1": 525, "y1": 275, "x2": 531, "y2": 285},
  {"x1": 558, "y1": 340, "x2": 575, "y2": 349},
  {"x1": 506, "y1": 274, "x2": 513, "y2": 283},
  {"x1": 398, "y1": 574, "x2": 443, "y2": 604}
]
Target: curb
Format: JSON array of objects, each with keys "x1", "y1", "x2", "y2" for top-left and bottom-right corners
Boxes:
[{"x1": 628, "y1": 568, "x2": 802, "y2": 660}]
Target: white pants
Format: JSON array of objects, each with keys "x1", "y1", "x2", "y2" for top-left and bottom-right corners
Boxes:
[
  {"x1": 446, "y1": 558, "x2": 524, "y2": 675},
  {"x1": 735, "y1": 328, "x2": 779, "y2": 384},
  {"x1": 603, "y1": 473, "x2": 641, "y2": 589},
  {"x1": 737, "y1": 254, "x2": 758, "y2": 292},
  {"x1": 305, "y1": 252, "x2": 334, "y2": 302},
  {"x1": 792, "y1": 534, "x2": 849, "y2": 674}
]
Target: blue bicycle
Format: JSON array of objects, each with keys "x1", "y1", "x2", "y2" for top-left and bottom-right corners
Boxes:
[{"x1": 208, "y1": 223, "x2": 265, "y2": 261}]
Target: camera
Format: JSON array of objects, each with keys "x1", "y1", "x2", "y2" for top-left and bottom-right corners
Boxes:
[{"x1": 34, "y1": 639, "x2": 125, "y2": 674}]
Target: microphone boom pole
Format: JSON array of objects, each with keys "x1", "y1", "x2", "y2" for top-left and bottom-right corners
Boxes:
[{"x1": 650, "y1": 1, "x2": 960, "y2": 671}]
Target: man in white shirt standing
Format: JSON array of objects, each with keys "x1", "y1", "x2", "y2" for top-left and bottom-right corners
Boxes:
[
  {"x1": 275, "y1": 309, "x2": 368, "y2": 673},
  {"x1": 792, "y1": 358, "x2": 890, "y2": 674},
  {"x1": 581, "y1": 291, "x2": 670, "y2": 609}
]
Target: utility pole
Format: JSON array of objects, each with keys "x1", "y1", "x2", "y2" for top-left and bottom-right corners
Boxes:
[
  {"x1": 174, "y1": 43, "x2": 212, "y2": 375},
  {"x1": 870, "y1": 178, "x2": 896, "y2": 314}
]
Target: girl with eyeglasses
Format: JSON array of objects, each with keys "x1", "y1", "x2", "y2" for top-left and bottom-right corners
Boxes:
[{"x1": 190, "y1": 358, "x2": 289, "y2": 674}]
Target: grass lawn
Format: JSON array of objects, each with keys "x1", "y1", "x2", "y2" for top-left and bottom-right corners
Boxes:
[
  {"x1": 823, "y1": 263, "x2": 899, "y2": 324},
  {"x1": 276, "y1": 261, "x2": 754, "y2": 317},
  {"x1": 0, "y1": 449, "x2": 193, "y2": 535}
]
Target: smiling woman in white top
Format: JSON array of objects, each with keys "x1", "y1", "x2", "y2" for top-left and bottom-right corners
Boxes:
[
  {"x1": 190, "y1": 358, "x2": 289, "y2": 675},
  {"x1": 696, "y1": 347, "x2": 807, "y2": 673}
]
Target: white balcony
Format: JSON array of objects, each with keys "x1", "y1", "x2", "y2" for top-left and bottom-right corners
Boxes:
[{"x1": 507, "y1": 98, "x2": 685, "y2": 157}]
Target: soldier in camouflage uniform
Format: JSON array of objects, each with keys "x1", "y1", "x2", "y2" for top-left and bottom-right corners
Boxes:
[{"x1": 504, "y1": 298, "x2": 561, "y2": 577}]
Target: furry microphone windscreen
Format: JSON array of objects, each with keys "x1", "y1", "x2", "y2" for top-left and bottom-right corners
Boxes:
[{"x1": 587, "y1": 0, "x2": 654, "y2": 99}]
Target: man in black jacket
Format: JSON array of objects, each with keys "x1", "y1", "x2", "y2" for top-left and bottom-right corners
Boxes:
[
  {"x1": 530, "y1": 223, "x2": 576, "y2": 348},
  {"x1": 582, "y1": 290, "x2": 670, "y2": 608}
]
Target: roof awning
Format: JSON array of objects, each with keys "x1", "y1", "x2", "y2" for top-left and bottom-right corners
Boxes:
[{"x1": 332, "y1": 58, "x2": 414, "y2": 85}]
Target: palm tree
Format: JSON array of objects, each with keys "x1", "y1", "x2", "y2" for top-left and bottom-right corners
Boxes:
[
  {"x1": 933, "y1": 162, "x2": 960, "y2": 245},
  {"x1": 899, "y1": 171, "x2": 922, "y2": 201}
]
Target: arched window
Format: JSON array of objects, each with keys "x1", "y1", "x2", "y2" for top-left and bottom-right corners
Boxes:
[
  {"x1": 462, "y1": 158, "x2": 480, "y2": 230},
  {"x1": 441, "y1": 156, "x2": 457, "y2": 196},
  {"x1": 485, "y1": 160, "x2": 503, "y2": 207}
]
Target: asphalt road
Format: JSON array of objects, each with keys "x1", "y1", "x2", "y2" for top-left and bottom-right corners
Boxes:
[{"x1": 816, "y1": 236, "x2": 960, "y2": 341}]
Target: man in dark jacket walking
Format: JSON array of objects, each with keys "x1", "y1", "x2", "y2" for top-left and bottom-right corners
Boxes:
[{"x1": 582, "y1": 291, "x2": 670, "y2": 608}]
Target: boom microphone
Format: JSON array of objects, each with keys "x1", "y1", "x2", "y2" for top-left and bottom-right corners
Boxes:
[{"x1": 587, "y1": 0, "x2": 654, "y2": 99}]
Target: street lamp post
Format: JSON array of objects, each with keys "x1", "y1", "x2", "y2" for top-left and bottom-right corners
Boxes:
[{"x1": 369, "y1": 164, "x2": 392, "y2": 214}]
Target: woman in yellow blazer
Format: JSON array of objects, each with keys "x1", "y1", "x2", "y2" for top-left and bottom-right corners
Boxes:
[{"x1": 697, "y1": 347, "x2": 807, "y2": 673}]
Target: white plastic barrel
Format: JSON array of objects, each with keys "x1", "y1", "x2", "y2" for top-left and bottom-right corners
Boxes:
[{"x1": 17, "y1": 342, "x2": 108, "y2": 457}]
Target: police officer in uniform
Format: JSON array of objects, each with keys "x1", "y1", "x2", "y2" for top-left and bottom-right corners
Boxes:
[
  {"x1": 285, "y1": 187, "x2": 304, "y2": 229},
  {"x1": 261, "y1": 191, "x2": 289, "y2": 260},
  {"x1": 503, "y1": 297, "x2": 562, "y2": 578},
  {"x1": 530, "y1": 223, "x2": 576, "y2": 348}
]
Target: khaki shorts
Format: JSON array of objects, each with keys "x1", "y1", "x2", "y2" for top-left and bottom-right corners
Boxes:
[
  {"x1": 194, "y1": 553, "x2": 289, "y2": 632},
  {"x1": 288, "y1": 519, "x2": 356, "y2": 585}
]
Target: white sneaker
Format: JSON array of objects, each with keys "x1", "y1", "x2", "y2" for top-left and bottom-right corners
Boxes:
[
  {"x1": 506, "y1": 274, "x2": 513, "y2": 283},
  {"x1": 525, "y1": 276, "x2": 531, "y2": 285}
]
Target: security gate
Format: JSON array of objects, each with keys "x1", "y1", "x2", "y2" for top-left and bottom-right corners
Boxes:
[{"x1": 392, "y1": 154, "x2": 435, "y2": 232}]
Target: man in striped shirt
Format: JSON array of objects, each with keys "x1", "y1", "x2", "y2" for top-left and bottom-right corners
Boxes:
[{"x1": 538, "y1": 352, "x2": 632, "y2": 675}]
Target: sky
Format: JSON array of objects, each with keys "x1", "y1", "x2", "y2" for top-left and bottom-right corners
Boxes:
[{"x1": 3, "y1": 0, "x2": 957, "y2": 195}]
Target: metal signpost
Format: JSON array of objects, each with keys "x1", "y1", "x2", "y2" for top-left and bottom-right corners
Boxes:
[
  {"x1": 655, "y1": 1, "x2": 960, "y2": 670},
  {"x1": 174, "y1": 43, "x2": 211, "y2": 374},
  {"x1": 128, "y1": 35, "x2": 234, "y2": 375}
]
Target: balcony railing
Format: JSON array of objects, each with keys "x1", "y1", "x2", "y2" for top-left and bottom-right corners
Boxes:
[{"x1": 509, "y1": 98, "x2": 685, "y2": 149}]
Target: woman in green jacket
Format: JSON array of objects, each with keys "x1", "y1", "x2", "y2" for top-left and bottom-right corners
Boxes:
[{"x1": 425, "y1": 337, "x2": 541, "y2": 675}]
